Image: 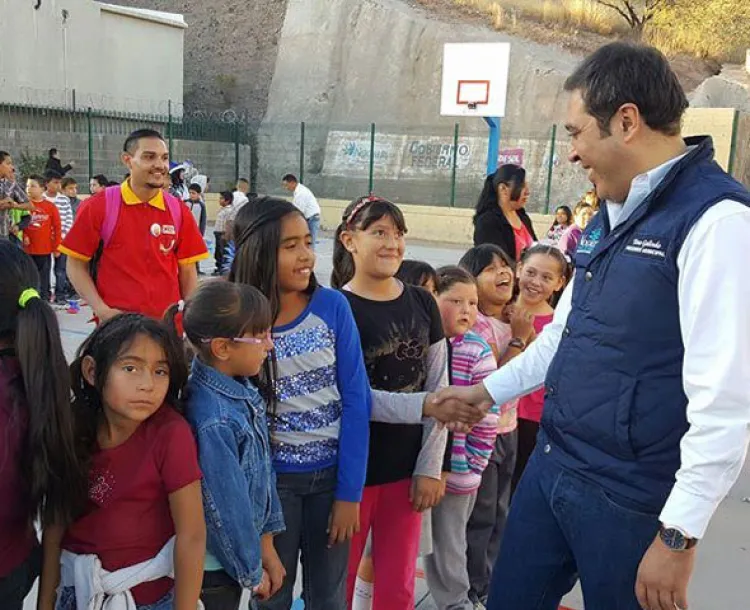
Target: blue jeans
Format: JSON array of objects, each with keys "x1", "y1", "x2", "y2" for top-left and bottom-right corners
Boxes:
[
  {"x1": 306, "y1": 214, "x2": 320, "y2": 250},
  {"x1": 487, "y1": 444, "x2": 660, "y2": 610},
  {"x1": 56, "y1": 586, "x2": 173, "y2": 610},
  {"x1": 54, "y1": 253, "x2": 69, "y2": 300},
  {"x1": 259, "y1": 467, "x2": 348, "y2": 610}
]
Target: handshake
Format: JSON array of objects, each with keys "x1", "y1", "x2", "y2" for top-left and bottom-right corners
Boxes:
[{"x1": 423, "y1": 384, "x2": 493, "y2": 432}]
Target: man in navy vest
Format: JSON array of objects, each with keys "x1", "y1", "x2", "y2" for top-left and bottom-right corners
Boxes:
[{"x1": 437, "y1": 42, "x2": 750, "y2": 610}]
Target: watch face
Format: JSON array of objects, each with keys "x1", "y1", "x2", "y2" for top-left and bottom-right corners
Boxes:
[{"x1": 662, "y1": 528, "x2": 687, "y2": 550}]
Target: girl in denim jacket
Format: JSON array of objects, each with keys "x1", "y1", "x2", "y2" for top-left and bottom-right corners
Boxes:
[{"x1": 168, "y1": 281, "x2": 284, "y2": 610}]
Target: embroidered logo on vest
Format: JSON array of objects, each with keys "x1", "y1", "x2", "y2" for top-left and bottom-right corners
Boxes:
[
  {"x1": 623, "y1": 234, "x2": 669, "y2": 261},
  {"x1": 577, "y1": 227, "x2": 602, "y2": 256}
]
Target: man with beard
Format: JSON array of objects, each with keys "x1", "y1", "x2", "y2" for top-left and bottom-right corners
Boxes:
[{"x1": 61, "y1": 129, "x2": 208, "y2": 320}]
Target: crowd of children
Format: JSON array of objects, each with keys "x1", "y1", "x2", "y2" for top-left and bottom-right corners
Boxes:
[{"x1": 0, "y1": 166, "x2": 574, "y2": 610}]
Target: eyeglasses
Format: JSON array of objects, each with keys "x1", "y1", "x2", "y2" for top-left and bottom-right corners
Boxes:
[{"x1": 200, "y1": 331, "x2": 272, "y2": 345}]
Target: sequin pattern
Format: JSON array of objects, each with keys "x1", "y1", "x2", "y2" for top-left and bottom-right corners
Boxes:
[
  {"x1": 274, "y1": 324, "x2": 335, "y2": 361},
  {"x1": 274, "y1": 400, "x2": 343, "y2": 433},
  {"x1": 272, "y1": 438, "x2": 339, "y2": 465},
  {"x1": 275, "y1": 363, "x2": 337, "y2": 402}
]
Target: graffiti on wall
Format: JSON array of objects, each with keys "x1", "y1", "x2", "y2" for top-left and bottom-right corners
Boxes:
[
  {"x1": 404, "y1": 139, "x2": 473, "y2": 172},
  {"x1": 498, "y1": 147, "x2": 524, "y2": 167}
]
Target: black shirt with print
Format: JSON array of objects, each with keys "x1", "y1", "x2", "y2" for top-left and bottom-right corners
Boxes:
[{"x1": 343, "y1": 285, "x2": 444, "y2": 486}]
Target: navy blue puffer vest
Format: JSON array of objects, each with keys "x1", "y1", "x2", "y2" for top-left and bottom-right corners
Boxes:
[{"x1": 541, "y1": 136, "x2": 750, "y2": 511}]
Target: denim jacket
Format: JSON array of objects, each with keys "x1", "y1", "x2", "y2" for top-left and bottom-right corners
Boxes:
[{"x1": 185, "y1": 357, "x2": 285, "y2": 589}]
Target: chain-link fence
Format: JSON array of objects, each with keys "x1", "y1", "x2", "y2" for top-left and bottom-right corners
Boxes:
[{"x1": 0, "y1": 97, "x2": 598, "y2": 212}]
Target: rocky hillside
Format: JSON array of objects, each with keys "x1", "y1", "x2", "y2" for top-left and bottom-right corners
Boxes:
[{"x1": 107, "y1": 0, "x2": 288, "y2": 119}]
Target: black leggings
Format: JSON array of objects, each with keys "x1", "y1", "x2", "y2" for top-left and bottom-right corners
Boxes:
[
  {"x1": 511, "y1": 417, "x2": 540, "y2": 496},
  {"x1": 0, "y1": 545, "x2": 41, "y2": 610},
  {"x1": 202, "y1": 570, "x2": 243, "y2": 610}
]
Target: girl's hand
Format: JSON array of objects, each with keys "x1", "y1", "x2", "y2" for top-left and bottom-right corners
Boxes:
[
  {"x1": 260, "y1": 534, "x2": 286, "y2": 597},
  {"x1": 253, "y1": 569, "x2": 272, "y2": 601},
  {"x1": 328, "y1": 500, "x2": 360, "y2": 547},
  {"x1": 410, "y1": 476, "x2": 443, "y2": 512},
  {"x1": 510, "y1": 304, "x2": 535, "y2": 343}
]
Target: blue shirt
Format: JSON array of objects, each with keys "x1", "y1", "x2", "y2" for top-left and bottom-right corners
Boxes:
[
  {"x1": 185, "y1": 357, "x2": 284, "y2": 588},
  {"x1": 272, "y1": 286, "x2": 371, "y2": 502}
]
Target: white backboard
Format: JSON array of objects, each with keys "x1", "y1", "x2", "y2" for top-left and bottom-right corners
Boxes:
[{"x1": 440, "y1": 42, "x2": 510, "y2": 118}]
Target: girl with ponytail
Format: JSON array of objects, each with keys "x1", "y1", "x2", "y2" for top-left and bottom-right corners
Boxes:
[{"x1": 0, "y1": 241, "x2": 84, "y2": 609}]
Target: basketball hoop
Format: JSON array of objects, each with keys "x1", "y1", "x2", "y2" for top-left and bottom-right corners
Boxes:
[{"x1": 457, "y1": 80, "x2": 490, "y2": 111}]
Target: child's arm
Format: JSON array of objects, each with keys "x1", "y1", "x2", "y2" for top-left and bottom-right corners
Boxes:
[
  {"x1": 51, "y1": 203, "x2": 62, "y2": 252},
  {"x1": 329, "y1": 295, "x2": 371, "y2": 544},
  {"x1": 37, "y1": 524, "x2": 65, "y2": 610},
  {"x1": 411, "y1": 339, "x2": 450, "y2": 511},
  {"x1": 168, "y1": 480, "x2": 205, "y2": 610},
  {"x1": 465, "y1": 347, "x2": 501, "y2": 477}
]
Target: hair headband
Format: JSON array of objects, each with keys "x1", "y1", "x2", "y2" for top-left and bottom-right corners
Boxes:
[{"x1": 344, "y1": 194, "x2": 385, "y2": 226}]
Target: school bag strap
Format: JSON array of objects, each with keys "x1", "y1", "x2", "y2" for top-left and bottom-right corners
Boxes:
[{"x1": 101, "y1": 186, "x2": 183, "y2": 246}]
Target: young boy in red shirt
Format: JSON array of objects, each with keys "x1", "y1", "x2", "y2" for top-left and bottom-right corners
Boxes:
[{"x1": 23, "y1": 175, "x2": 62, "y2": 301}]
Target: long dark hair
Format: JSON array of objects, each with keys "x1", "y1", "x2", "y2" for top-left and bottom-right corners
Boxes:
[
  {"x1": 0, "y1": 242, "x2": 84, "y2": 527},
  {"x1": 164, "y1": 281, "x2": 275, "y2": 404},
  {"x1": 396, "y1": 260, "x2": 437, "y2": 290},
  {"x1": 229, "y1": 197, "x2": 318, "y2": 324},
  {"x1": 473, "y1": 164, "x2": 526, "y2": 224},
  {"x1": 552, "y1": 205, "x2": 573, "y2": 227},
  {"x1": 459, "y1": 243, "x2": 515, "y2": 277},
  {"x1": 70, "y1": 315, "x2": 188, "y2": 471},
  {"x1": 331, "y1": 195, "x2": 408, "y2": 289}
]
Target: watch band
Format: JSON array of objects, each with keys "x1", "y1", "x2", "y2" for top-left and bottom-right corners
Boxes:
[
  {"x1": 659, "y1": 525, "x2": 698, "y2": 551},
  {"x1": 508, "y1": 337, "x2": 526, "y2": 350}
]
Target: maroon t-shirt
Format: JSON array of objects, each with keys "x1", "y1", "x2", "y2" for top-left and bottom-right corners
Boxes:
[
  {"x1": 62, "y1": 406, "x2": 201, "y2": 604},
  {"x1": 0, "y1": 351, "x2": 36, "y2": 577}
]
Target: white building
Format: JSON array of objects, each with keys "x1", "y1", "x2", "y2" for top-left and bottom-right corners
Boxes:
[{"x1": 0, "y1": 0, "x2": 186, "y2": 114}]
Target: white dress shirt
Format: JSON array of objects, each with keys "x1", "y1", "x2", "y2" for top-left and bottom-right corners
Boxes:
[
  {"x1": 483, "y1": 152, "x2": 750, "y2": 539},
  {"x1": 293, "y1": 183, "x2": 321, "y2": 219}
]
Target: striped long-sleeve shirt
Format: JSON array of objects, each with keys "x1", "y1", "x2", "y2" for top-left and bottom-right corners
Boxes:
[
  {"x1": 446, "y1": 331, "x2": 500, "y2": 495},
  {"x1": 271, "y1": 286, "x2": 371, "y2": 502},
  {"x1": 47, "y1": 193, "x2": 74, "y2": 238}
]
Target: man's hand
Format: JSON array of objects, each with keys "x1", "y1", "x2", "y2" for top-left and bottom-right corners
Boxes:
[
  {"x1": 423, "y1": 388, "x2": 489, "y2": 429},
  {"x1": 410, "y1": 476, "x2": 444, "y2": 512},
  {"x1": 260, "y1": 534, "x2": 285, "y2": 598},
  {"x1": 0, "y1": 198, "x2": 12, "y2": 210},
  {"x1": 635, "y1": 535, "x2": 695, "y2": 610},
  {"x1": 96, "y1": 305, "x2": 123, "y2": 323},
  {"x1": 328, "y1": 500, "x2": 360, "y2": 547},
  {"x1": 253, "y1": 569, "x2": 272, "y2": 601}
]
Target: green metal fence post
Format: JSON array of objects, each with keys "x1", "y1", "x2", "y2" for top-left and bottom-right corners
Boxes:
[
  {"x1": 728, "y1": 109, "x2": 740, "y2": 177},
  {"x1": 544, "y1": 124, "x2": 557, "y2": 214},
  {"x1": 234, "y1": 122, "x2": 241, "y2": 183},
  {"x1": 450, "y1": 122, "x2": 459, "y2": 207},
  {"x1": 87, "y1": 107, "x2": 93, "y2": 182},
  {"x1": 368, "y1": 123, "x2": 375, "y2": 194},
  {"x1": 167, "y1": 100, "x2": 174, "y2": 160},
  {"x1": 299, "y1": 121, "x2": 306, "y2": 183}
]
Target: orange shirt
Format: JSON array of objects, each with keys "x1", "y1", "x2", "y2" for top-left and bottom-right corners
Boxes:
[
  {"x1": 59, "y1": 182, "x2": 208, "y2": 319},
  {"x1": 23, "y1": 200, "x2": 61, "y2": 256}
]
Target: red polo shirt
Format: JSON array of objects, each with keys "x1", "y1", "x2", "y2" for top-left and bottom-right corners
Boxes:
[{"x1": 60, "y1": 182, "x2": 208, "y2": 319}]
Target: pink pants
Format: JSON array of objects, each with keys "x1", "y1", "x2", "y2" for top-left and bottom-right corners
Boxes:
[{"x1": 346, "y1": 478, "x2": 422, "y2": 610}]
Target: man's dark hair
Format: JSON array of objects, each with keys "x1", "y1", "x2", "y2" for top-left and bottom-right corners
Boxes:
[
  {"x1": 48, "y1": 148, "x2": 58, "y2": 158},
  {"x1": 219, "y1": 190, "x2": 233, "y2": 203},
  {"x1": 123, "y1": 129, "x2": 164, "y2": 154},
  {"x1": 282, "y1": 174, "x2": 298, "y2": 184},
  {"x1": 0, "y1": 151, "x2": 10, "y2": 164},
  {"x1": 43, "y1": 169, "x2": 63, "y2": 185},
  {"x1": 27, "y1": 174, "x2": 45, "y2": 186},
  {"x1": 92, "y1": 174, "x2": 109, "y2": 187},
  {"x1": 61, "y1": 176, "x2": 77, "y2": 188},
  {"x1": 564, "y1": 42, "x2": 688, "y2": 137},
  {"x1": 188, "y1": 183, "x2": 202, "y2": 194}
]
